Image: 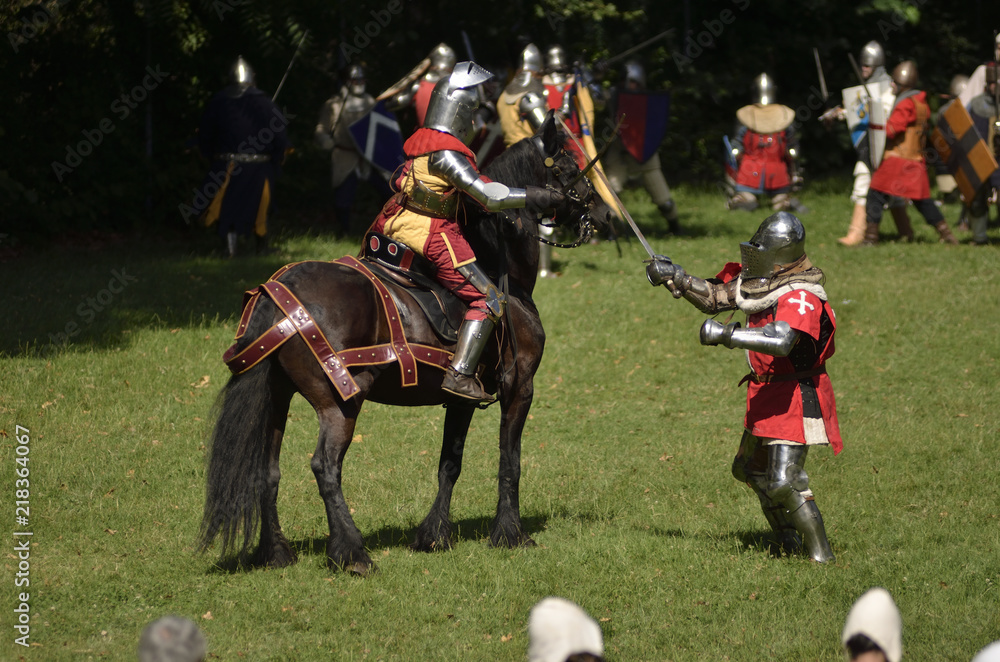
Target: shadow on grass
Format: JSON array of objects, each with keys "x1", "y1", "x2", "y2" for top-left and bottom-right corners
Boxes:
[{"x1": 202, "y1": 514, "x2": 549, "y2": 574}]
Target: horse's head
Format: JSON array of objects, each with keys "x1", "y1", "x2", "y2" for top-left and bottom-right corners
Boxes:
[{"x1": 530, "y1": 112, "x2": 613, "y2": 245}]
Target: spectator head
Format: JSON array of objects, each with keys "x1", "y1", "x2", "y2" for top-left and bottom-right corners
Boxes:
[
  {"x1": 842, "y1": 588, "x2": 902, "y2": 662},
  {"x1": 972, "y1": 641, "x2": 1000, "y2": 662},
  {"x1": 528, "y1": 597, "x2": 604, "y2": 662},
  {"x1": 138, "y1": 616, "x2": 207, "y2": 662}
]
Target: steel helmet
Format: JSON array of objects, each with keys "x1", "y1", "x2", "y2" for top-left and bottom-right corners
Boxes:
[
  {"x1": 860, "y1": 41, "x2": 885, "y2": 68},
  {"x1": 740, "y1": 211, "x2": 806, "y2": 281},
  {"x1": 424, "y1": 61, "x2": 494, "y2": 145}
]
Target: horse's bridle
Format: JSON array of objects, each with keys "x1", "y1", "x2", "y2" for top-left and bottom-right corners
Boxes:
[{"x1": 534, "y1": 147, "x2": 600, "y2": 248}]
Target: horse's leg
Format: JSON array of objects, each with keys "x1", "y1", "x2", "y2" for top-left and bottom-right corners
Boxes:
[
  {"x1": 490, "y1": 385, "x2": 537, "y2": 549},
  {"x1": 311, "y1": 397, "x2": 375, "y2": 575},
  {"x1": 412, "y1": 403, "x2": 476, "y2": 552},
  {"x1": 251, "y1": 377, "x2": 298, "y2": 568}
]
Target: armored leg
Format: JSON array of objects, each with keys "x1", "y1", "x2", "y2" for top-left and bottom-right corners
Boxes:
[
  {"x1": 728, "y1": 191, "x2": 758, "y2": 211},
  {"x1": 441, "y1": 316, "x2": 496, "y2": 403},
  {"x1": 732, "y1": 432, "x2": 800, "y2": 553},
  {"x1": 764, "y1": 444, "x2": 835, "y2": 563},
  {"x1": 226, "y1": 231, "x2": 238, "y2": 258},
  {"x1": 440, "y1": 262, "x2": 504, "y2": 404}
]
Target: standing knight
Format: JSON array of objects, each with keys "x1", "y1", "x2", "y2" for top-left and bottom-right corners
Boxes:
[
  {"x1": 603, "y1": 60, "x2": 681, "y2": 235},
  {"x1": 823, "y1": 41, "x2": 914, "y2": 245},
  {"x1": 862, "y1": 60, "x2": 959, "y2": 245},
  {"x1": 367, "y1": 62, "x2": 566, "y2": 402},
  {"x1": 498, "y1": 43, "x2": 547, "y2": 148},
  {"x1": 646, "y1": 212, "x2": 841, "y2": 563},
  {"x1": 314, "y1": 64, "x2": 393, "y2": 235},
  {"x1": 197, "y1": 56, "x2": 290, "y2": 257}
]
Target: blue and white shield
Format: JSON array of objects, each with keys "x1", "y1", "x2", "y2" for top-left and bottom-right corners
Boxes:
[{"x1": 348, "y1": 101, "x2": 405, "y2": 175}]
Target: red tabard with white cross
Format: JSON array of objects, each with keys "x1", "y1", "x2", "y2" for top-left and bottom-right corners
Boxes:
[{"x1": 743, "y1": 287, "x2": 843, "y2": 454}]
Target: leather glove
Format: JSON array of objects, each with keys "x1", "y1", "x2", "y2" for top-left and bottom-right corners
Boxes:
[
  {"x1": 700, "y1": 319, "x2": 740, "y2": 348},
  {"x1": 525, "y1": 186, "x2": 566, "y2": 216},
  {"x1": 645, "y1": 255, "x2": 676, "y2": 286}
]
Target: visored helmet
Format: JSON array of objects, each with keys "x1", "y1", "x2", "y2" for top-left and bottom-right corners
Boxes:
[
  {"x1": 754, "y1": 73, "x2": 776, "y2": 105},
  {"x1": 860, "y1": 41, "x2": 885, "y2": 68},
  {"x1": 424, "y1": 61, "x2": 494, "y2": 145},
  {"x1": 521, "y1": 43, "x2": 543, "y2": 73},
  {"x1": 892, "y1": 60, "x2": 918, "y2": 90},
  {"x1": 740, "y1": 211, "x2": 806, "y2": 282}
]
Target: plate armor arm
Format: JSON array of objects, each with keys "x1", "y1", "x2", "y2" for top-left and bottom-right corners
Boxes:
[
  {"x1": 700, "y1": 319, "x2": 799, "y2": 356},
  {"x1": 428, "y1": 150, "x2": 528, "y2": 211},
  {"x1": 646, "y1": 257, "x2": 738, "y2": 314}
]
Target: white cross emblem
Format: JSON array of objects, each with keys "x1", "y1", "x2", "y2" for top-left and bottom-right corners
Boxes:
[{"x1": 787, "y1": 291, "x2": 815, "y2": 315}]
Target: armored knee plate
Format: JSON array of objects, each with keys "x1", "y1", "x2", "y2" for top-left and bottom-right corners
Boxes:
[
  {"x1": 457, "y1": 262, "x2": 505, "y2": 321},
  {"x1": 765, "y1": 444, "x2": 835, "y2": 563}
]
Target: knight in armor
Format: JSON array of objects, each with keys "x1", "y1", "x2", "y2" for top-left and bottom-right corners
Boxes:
[
  {"x1": 389, "y1": 43, "x2": 457, "y2": 128},
  {"x1": 197, "y1": 57, "x2": 290, "y2": 257},
  {"x1": 645, "y1": 212, "x2": 841, "y2": 563},
  {"x1": 602, "y1": 60, "x2": 681, "y2": 235},
  {"x1": 964, "y1": 62, "x2": 999, "y2": 245},
  {"x1": 314, "y1": 64, "x2": 393, "y2": 235},
  {"x1": 499, "y1": 43, "x2": 547, "y2": 148},
  {"x1": 727, "y1": 74, "x2": 801, "y2": 212},
  {"x1": 541, "y1": 44, "x2": 592, "y2": 168},
  {"x1": 823, "y1": 41, "x2": 915, "y2": 245},
  {"x1": 863, "y1": 61, "x2": 958, "y2": 245},
  {"x1": 367, "y1": 62, "x2": 566, "y2": 402}
]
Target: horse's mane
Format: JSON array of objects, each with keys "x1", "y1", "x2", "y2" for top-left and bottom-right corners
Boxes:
[{"x1": 482, "y1": 138, "x2": 546, "y2": 189}]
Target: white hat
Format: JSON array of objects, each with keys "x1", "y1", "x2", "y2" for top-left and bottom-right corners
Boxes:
[
  {"x1": 528, "y1": 597, "x2": 604, "y2": 662},
  {"x1": 842, "y1": 588, "x2": 902, "y2": 662},
  {"x1": 972, "y1": 641, "x2": 1000, "y2": 662}
]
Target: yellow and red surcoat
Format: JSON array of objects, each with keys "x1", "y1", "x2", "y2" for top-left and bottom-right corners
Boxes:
[{"x1": 368, "y1": 128, "x2": 490, "y2": 313}]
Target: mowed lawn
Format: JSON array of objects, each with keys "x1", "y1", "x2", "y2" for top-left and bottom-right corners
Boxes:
[{"x1": 1, "y1": 186, "x2": 998, "y2": 661}]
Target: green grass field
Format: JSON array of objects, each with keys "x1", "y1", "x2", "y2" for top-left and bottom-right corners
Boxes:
[{"x1": 2, "y1": 187, "x2": 998, "y2": 661}]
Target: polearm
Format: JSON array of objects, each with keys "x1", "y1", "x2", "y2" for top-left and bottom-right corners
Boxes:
[
  {"x1": 596, "y1": 29, "x2": 674, "y2": 69},
  {"x1": 555, "y1": 113, "x2": 658, "y2": 259},
  {"x1": 813, "y1": 48, "x2": 829, "y2": 102},
  {"x1": 272, "y1": 29, "x2": 310, "y2": 103}
]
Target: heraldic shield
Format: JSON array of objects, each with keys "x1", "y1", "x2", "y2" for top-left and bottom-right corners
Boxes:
[
  {"x1": 348, "y1": 100, "x2": 406, "y2": 175},
  {"x1": 842, "y1": 81, "x2": 891, "y2": 171},
  {"x1": 930, "y1": 101, "x2": 999, "y2": 204},
  {"x1": 616, "y1": 91, "x2": 671, "y2": 163}
]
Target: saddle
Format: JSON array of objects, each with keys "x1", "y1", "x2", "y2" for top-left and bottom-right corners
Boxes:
[{"x1": 360, "y1": 232, "x2": 466, "y2": 344}]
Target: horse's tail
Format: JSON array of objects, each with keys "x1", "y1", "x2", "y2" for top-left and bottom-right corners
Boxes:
[{"x1": 199, "y1": 301, "x2": 279, "y2": 561}]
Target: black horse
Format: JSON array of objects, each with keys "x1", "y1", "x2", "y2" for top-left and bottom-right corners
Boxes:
[{"x1": 200, "y1": 116, "x2": 605, "y2": 575}]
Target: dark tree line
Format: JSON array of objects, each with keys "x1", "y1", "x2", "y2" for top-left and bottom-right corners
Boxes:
[{"x1": 2, "y1": 0, "x2": 997, "y2": 244}]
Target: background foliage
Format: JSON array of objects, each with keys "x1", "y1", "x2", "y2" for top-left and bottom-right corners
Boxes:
[{"x1": 3, "y1": 0, "x2": 999, "y2": 244}]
